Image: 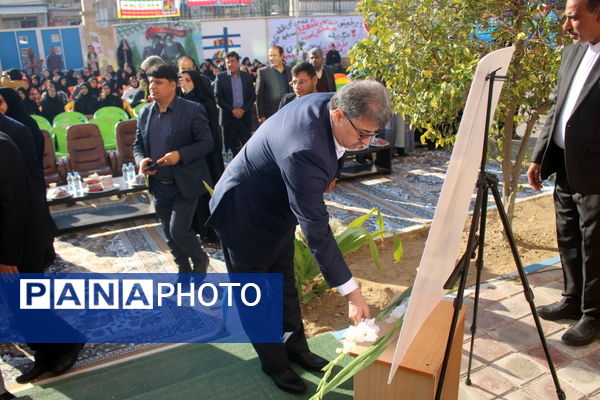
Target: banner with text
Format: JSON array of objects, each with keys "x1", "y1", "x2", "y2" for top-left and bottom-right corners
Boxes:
[
  {"x1": 117, "y1": 0, "x2": 181, "y2": 18},
  {"x1": 268, "y1": 16, "x2": 367, "y2": 63},
  {"x1": 0, "y1": 273, "x2": 282, "y2": 343}
]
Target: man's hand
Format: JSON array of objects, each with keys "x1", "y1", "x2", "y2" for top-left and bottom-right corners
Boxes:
[
  {"x1": 232, "y1": 109, "x2": 245, "y2": 119},
  {"x1": 527, "y1": 162, "x2": 542, "y2": 191},
  {"x1": 139, "y1": 157, "x2": 157, "y2": 176},
  {"x1": 347, "y1": 288, "x2": 370, "y2": 325},
  {"x1": 326, "y1": 179, "x2": 337, "y2": 193},
  {"x1": 157, "y1": 151, "x2": 181, "y2": 167},
  {"x1": 0, "y1": 264, "x2": 18, "y2": 274},
  {"x1": 0, "y1": 264, "x2": 19, "y2": 282},
  {"x1": 258, "y1": 117, "x2": 267, "y2": 124}
]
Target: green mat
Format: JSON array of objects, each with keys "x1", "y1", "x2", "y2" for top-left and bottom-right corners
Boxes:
[{"x1": 15, "y1": 334, "x2": 353, "y2": 400}]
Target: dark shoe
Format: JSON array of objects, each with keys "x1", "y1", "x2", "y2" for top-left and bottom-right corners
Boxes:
[
  {"x1": 0, "y1": 391, "x2": 16, "y2": 400},
  {"x1": 561, "y1": 317, "x2": 600, "y2": 346},
  {"x1": 51, "y1": 343, "x2": 85, "y2": 374},
  {"x1": 192, "y1": 253, "x2": 210, "y2": 274},
  {"x1": 536, "y1": 299, "x2": 582, "y2": 321},
  {"x1": 288, "y1": 351, "x2": 329, "y2": 372},
  {"x1": 16, "y1": 361, "x2": 51, "y2": 383},
  {"x1": 262, "y1": 367, "x2": 306, "y2": 394}
]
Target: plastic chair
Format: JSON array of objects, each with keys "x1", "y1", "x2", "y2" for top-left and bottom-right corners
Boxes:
[
  {"x1": 53, "y1": 111, "x2": 88, "y2": 127},
  {"x1": 93, "y1": 106, "x2": 129, "y2": 122},
  {"x1": 90, "y1": 117, "x2": 118, "y2": 150},
  {"x1": 31, "y1": 114, "x2": 52, "y2": 131},
  {"x1": 132, "y1": 102, "x2": 147, "y2": 119},
  {"x1": 50, "y1": 125, "x2": 69, "y2": 157}
]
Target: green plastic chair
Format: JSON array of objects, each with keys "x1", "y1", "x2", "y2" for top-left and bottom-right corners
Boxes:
[
  {"x1": 50, "y1": 125, "x2": 69, "y2": 157},
  {"x1": 53, "y1": 111, "x2": 88, "y2": 127},
  {"x1": 31, "y1": 114, "x2": 52, "y2": 131},
  {"x1": 93, "y1": 106, "x2": 129, "y2": 122},
  {"x1": 132, "y1": 102, "x2": 147, "y2": 119},
  {"x1": 90, "y1": 117, "x2": 118, "y2": 150}
]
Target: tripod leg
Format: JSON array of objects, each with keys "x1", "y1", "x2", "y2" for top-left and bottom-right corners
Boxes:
[
  {"x1": 466, "y1": 185, "x2": 489, "y2": 385},
  {"x1": 489, "y1": 183, "x2": 566, "y2": 400},
  {"x1": 434, "y1": 175, "x2": 487, "y2": 400}
]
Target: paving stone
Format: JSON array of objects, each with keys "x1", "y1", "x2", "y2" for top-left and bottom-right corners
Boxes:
[
  {"x1": 517, "y1": 315, "x2": 569, "y2": 339},
  {"x1": 458, "y1": 383, "x2": 489, "y2": 400},
  {"x1": 461, "y1": 349, "x2": 484, "y2": 376},
  {"x1": 478, "y1": 280, "x2": 524, "y2": 302},
  {"x1": 547, "y1": 330, "x2": 600, "y2": 358},
  {"x1": 556, "y1": 360, "x2": 600, "y2": 396},
  {"x1": 580, "y1": 348, "x2": 600, "y2": 368},
  {"x1": 530, "y1": 281, "x2": 564, "y2": 302},
  {"x1": 463, "y1": 333, "x2": 514, "y2": 364},
  {"x1": 467, "y1": 366, "x2": 517, "y2": 397},
  {"x1": 523, "y1": 375, "x2": 585, "y2": 400},
  {"x1": 521, "y1": 341, "x2": 574, "y2": 369},
  {"x1": 491, "y1": 353, "x2": 545, "y2": 386},
  {"x1": 501, "y1": 390, "x2": 541, "y2": 400},
  {"x1": 487, "y1": 295, "x2": 534, "y2": 320},
  {"x1": 473, "y1": 308, "x2": 515, "y2": 333},
  {"x1": 486, "y1": 319, "x2": 540, "y2": 351}
]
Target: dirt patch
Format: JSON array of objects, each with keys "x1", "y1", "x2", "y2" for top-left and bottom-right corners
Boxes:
[{"x1": 302, "y1": 193, "x2": 558, "y2": 337}]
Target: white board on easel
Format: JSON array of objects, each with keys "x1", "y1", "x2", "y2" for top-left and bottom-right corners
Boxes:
[{"x1": 388, "y1": 46, "x2": 515, "y2": 383}]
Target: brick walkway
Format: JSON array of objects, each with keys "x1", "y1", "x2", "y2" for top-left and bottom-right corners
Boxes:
[{"x1": 449, "y1": 262, "x2": 600, "y2": 400}]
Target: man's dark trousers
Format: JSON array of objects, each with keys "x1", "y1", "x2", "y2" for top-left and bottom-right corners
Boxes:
[
  {"x1": 220, "y1": 229, "x2": 309, "y2": 373},
  {"x1": 153, "y1": 181, "x2": 205, "y2": 270},
  {"x1": 554, "y1": 155, "x2": 600, "y2": 317},
  {"x1": 223, "y1": 117, "x2": 251, "y2": 154}
]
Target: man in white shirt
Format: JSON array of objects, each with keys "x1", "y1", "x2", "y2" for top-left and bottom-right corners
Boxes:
[{"x1": 527, "y1": 0, "x2": 600, "y2": 345}]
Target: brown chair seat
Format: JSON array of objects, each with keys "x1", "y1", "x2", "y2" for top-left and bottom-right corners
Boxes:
[{"x1": 41, "y1": 129, "x2": 67, "y2": 186}]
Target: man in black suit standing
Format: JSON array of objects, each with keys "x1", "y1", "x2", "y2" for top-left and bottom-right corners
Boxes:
[
  {"x1": 278, "y1": 62, "x2": 318, "y2": 110},
  {"x1": 309, "y1": 47, "x2": 336, "y2": 93},
  {"x1": 214, "y1": 51, "x2": 256, "y2": 155},
  {"x1": 255, "y1": 46, "x2": 292, "y2": 123},
  {"x1": 209, "y1": 80, "x2": 390, "y2": 394},
  {"x1": 527, "y1": 0, "x2": 600, "y2": 345},
  {"x1": 134, "y1": 65, "x2": 213, "y2": 275}
]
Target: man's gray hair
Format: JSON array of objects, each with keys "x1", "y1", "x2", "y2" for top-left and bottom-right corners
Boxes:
[
  {"x1": 141, "y1": 55, "x2": 166, "y2": 73},
  {"x1": 308, "y1": 47, "x2": 323, "y2": 58},
  {"x1": 330, "y1": 80, "x2": 391, "y2": 128}
]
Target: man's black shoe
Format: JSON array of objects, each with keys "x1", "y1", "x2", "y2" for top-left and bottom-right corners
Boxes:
[
  {"x1": 288, "y1": 351, "x2": 329, "y2": 372},
  {"x1": 561, "y1": 317, "x2": 600, "y2": 346},
  {"x1": 192, "y1": 253, "x2": 210, "y2": 274},
  {"x1": 51, "y1": 343, "x2": 85, "y2": 374},
  {"x1": 262, "y1": 367, "x2": 306, "y2": 394},
  {"x1": 536, "y1": 299, "x2": 582, "y2": 321},
  {"x1": 0, "y1": 391, "x2": 16, "y2": 399},
  {"x1": 16, "y1": 361, "x2": 51, "y2": 383}
]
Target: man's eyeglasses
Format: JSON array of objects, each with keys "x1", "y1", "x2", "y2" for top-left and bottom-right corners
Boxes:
[
  {"x1": 346, "y1": 115, "x2": 379, "y2": 138},
  {"x1": 289, "y1": 79, "x2": 308, "y2": 86}
]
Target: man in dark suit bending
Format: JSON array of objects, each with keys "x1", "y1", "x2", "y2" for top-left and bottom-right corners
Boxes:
[
  {"x1": 134, "y1": 65, "x2": 213, "y2": 275},
  {"x1": 208, "y1": 80, "x2": 390, "y2": 394},
  {"x1": 527, "y1": 0, "x2": 600, "y2": 345}
]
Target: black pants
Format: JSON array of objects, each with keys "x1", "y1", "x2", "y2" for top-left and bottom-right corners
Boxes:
[
  {"x1": 220, "y1": 233, "x2": 309, "y2": 373},
  {"x1": 554, "y1": 160, "x2": 600, "y2": 317},
  {"x1": 152, "y1": 181, "x2": 206, "y2": 270},
  {"x1": 222, "y1": 117, "x2": 251, "y2": 154}
]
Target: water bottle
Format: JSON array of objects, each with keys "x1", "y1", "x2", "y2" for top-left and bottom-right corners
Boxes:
[
  {"x1": 128, "y1": 163, "x2": 136, "y2": 184},
  {"x1": 66, "y1": 172, "x2": 75, "y2": 195},
  {"x1": 73, "y1": 172, "x2": 83, "y2": 197},
  {"x1": 227, "y1": 149, "x2": 234, "y2": 165},
  {"x1": 222, "y1": 149, "x2": 229, "y2": 167},
  {"x1": 123, "y1": 163, "x2": 132, "y2": 185}
]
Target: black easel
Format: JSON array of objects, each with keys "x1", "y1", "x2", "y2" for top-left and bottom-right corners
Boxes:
[{"x1": 433, "y1": 69, "x2": 565, "y2": 400}]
